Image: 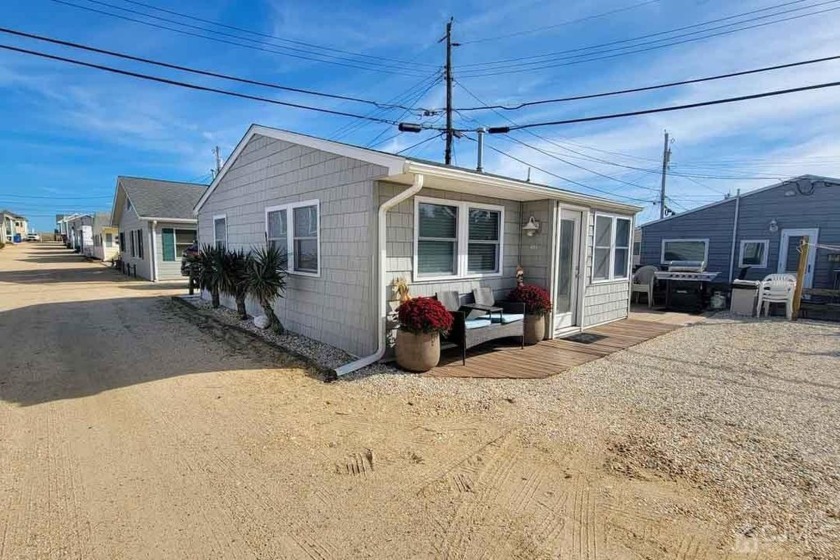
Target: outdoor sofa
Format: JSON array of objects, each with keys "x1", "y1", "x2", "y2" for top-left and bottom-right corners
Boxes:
[{"x1": 436, "y1": 288, "x2": 525, "y2": 365}]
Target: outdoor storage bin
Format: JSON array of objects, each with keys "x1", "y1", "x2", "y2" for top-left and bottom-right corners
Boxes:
[{"x1": 731, "y1": 279, "x2": 760, "y2": 316}]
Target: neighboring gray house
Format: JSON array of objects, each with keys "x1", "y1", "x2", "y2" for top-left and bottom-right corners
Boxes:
[
  {"x1": 111, "y1": 177, "x2": 206, "y2": 281},
  {"x1": 639, "y1": 175, "x2": 840, "y2": 290},
  {"x1": 194, "y1": 125, "x2": 640, "y2": 372}
]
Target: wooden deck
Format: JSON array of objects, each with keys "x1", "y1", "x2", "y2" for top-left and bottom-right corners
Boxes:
[{"x1": 425, "y1": 318, "x2": 680, "y2": 379}]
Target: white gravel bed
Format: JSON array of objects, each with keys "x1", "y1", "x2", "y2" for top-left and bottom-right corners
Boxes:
[{"x1": 356, "y1": 315, "x2": 840, "y2": 556}]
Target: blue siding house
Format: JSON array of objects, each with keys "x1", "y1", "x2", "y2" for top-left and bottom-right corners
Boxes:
[{"x1": 639, "y1": 175, "x2": 840, "y2": 290}]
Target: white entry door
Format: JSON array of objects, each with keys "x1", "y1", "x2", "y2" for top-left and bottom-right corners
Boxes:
[
  {"x1": 778, "y1": 228, "x2": 819, "y2": 288},
  {"x1": 554, "y1": 209, "x2": 582, "y2": 332}
]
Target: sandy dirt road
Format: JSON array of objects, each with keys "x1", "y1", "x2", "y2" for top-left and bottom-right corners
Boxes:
[{"x1": 0, "y1": 243, "x2": 815, "y2": 559}]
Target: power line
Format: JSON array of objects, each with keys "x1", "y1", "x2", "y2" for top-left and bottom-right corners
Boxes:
[
  {"x1": 461, "y1": 0, "x2": 660, "y2": 44},
  {"x1": 460, "y1": 0, "x2": 820, "y2": 69},
  {"x1": 481, "y1": 139, "x2": 653, "y2": 203},
  {"x1": 458, "y1": 1, "x2": 840, "y2": 77},
  {"x1": 116, "y1": 0, "x2": 437, "y2": 68},
  {"x1": 0, "y1": 43, "x2": 448, "y2": 127},
  {"x1": 396, "y1": 133, "x2": 442, "y2": 155},
  {"x1": 48, "y1": 0, "x2": 428, "y2": 77},
  {"x1": 0, "y1": 27, "x2": 432, "y2": 112},
  {"x1": 0, "y1": 193, "x2": 112, "y2": 200},
  {"x1": 488, "y1": 79, "x2": 840, "y2": 130},
  {"x1": 455, "y1": 53, "x2": 840, "y2": 111},
  {"x1": 363, "y1": 75, "x2": 443, "y2": 146}
]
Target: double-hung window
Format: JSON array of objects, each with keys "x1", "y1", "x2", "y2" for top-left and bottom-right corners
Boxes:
[
  {"x1": 739, "y1": 239, "x2": 768, "y2": 268},
  {"x1": 105, "y1": 233, "x2": 113, "y2": 248},
  {"x1": 593, "y1": 214, "x2": 632, "y2": 282},
  {"x1": 661, "y1": 239, "x2": 709, "y2": 263},
  {"x1": 161, "y1": 229, "x2": 196, "y2": 261},
  {"x1": 414, "y1": 197, "x2": 504, "y2": 280},
  {"x1": 213, "y1": 215, "x2": 227, "y2": 250},
  {"x1": 265, "y1": 200, "x2": 320, "y2": 276}
]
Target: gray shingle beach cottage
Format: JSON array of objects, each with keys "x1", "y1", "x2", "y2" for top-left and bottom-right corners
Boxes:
[
  {"x1": 111, "y1": 177, "x2": 207, "y2": 282},
  {"x1": 194, "y1": 125, "x2": 640, "y2": 375}
]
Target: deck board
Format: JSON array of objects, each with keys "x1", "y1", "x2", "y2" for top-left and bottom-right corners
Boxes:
[{"x1": 425, "y1": 318, "x2": 680, "y2": 379}]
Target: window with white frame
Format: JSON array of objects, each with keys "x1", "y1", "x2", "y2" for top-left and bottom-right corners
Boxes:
[
  {"x1": 739, "y1": 239, "x2": 768, "y2": 268},
  {"x1": 661, "y1": 239, "x2": 709, "y2": 263},
  {"x1": 213, "y1": 215, "x2": 227, "y2": 249},
  {"x1": 264, "y1": 200, "x2": 319, "y2": 275},
  {"x1": 414, "y1": 197, "x2": 504, "y2": 280},
  {"x1": 593, "y1": 214, "x2": 632, "y2": 282}
]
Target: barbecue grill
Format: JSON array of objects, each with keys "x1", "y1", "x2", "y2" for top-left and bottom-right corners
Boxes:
[{"x1": 654, "y1": 261, "x2": 719, "y2": 312}]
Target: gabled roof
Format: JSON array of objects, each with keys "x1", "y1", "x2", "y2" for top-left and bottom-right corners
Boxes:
[
  {"x1": 194, "y1": 124, "x2": 641, "y2": 215},
  {"x1": 0, "y1": 209, "x2": 27, "y2": 220},
  {"x1": 114, "y1": 176, "x2": 207, "y2": 224},
  {"x1": 640, "y1": 174, "x2": 840, "y2": 228}
]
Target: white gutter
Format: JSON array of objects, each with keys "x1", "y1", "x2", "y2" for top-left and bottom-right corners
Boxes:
[
  {"x1": 151, "y1": 220, "x2": 158, "y2": 282},
  {"x1": 727, "y1": 189, "x2": 741, "y2": 283},
  {"x1": 331, "y1": 172, "x2": 425, "y2": 380}
]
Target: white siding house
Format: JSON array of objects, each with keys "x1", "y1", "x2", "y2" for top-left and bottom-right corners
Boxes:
[
  {"x1": 194, "y1": 125, "x2": 640, "y2": 373},
  {"x1": 111, "y1": 177, "x2": 206, "y2": 281}
]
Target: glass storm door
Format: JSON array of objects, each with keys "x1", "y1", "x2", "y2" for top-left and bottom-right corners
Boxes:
[
  {"x1": 554, "y1": 209, "x2": 582, "y2": 332},
  {"x1": 778, "y1": 228, "x2": 818, "y2": 289}
]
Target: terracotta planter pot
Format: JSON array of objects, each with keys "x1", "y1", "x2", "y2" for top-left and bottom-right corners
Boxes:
[
  {"x1": 396, "y1": 330, "x2": 441, "y2": 372},
  {"x1": 523, "y1": 314, "x2": 546, "y2": 345}
]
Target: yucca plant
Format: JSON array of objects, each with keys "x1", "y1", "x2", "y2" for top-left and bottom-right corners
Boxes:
[
  {"x1": 193, "y1": 244, "x2": 224, "y2": 308},
  {"x1": 246, "y1": 244, "x2": 287, "y2": 333},
  {"x1": 219, "y1": 248, "x2": 252, "y2": 320}
]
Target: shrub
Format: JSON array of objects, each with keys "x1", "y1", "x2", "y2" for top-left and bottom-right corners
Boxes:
[
  {"x1": 193, "y1": 245, "x2": 224, "y2": 308},
  {"x1": 245, "y1": 244, "x2": 287, "y2": 334},
  {"x1": 398, "y1": 297, "x2": 453, "y2": 335},
  {"x1": 219, "y1": 249, "x2": 252, "y2": 320},
  {"x1": 508, "y1": 284, "x2": 552, "y2": 316}
]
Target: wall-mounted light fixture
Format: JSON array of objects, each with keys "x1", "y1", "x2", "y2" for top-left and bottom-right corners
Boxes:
[
  {"x1": 522, "y1": 216, "x2": 540, "y2": 237},
  {"x1": 769, "y1": 219, "x2": 779, "y2": 233}
]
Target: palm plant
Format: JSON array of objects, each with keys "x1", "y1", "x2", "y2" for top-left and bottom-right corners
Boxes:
[
  {"x1": 246, "y1": 244, "x2": 287, "y2": 333},
  {"x1": 219, "y1": 248, "x2": 252, "y2": 320},
  {"x1": 193, "y1": 244, "x2": 224, "y2": 308}
]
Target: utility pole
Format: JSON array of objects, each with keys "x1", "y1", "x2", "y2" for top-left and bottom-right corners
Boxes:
[
  {"x1": 443, "y1": 18, "x2": 455, "y2": 165},
  {"x1": 213, "y1": 146, "x2": 223, "y2": 176},
  {"x1": 659, "y1": 130, "x2": 671, "y2": 219}
]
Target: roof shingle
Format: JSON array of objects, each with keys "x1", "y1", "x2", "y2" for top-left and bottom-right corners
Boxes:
[{"x1": 119, "y1": 177, "x2": 207, "y2": 220}]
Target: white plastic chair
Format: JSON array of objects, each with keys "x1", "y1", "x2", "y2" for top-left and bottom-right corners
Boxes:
[
  {"x1": 756, "y1": 274, "x2": 796, "y2": 320},
  {"x1": 632, "y1": 265, "x2": 657, "y2": 307}
]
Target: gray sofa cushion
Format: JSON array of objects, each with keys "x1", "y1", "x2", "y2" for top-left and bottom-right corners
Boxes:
[{"x1": 473, "y1": 287, "x2": 495, "y2": 306}]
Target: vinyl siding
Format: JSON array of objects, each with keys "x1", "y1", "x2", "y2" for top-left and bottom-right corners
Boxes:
[
  {"x1": 639, "y1": 179, "x2": 840, "y2": 289},
  {"x1": 155, "y1": 222, "x2": 196, "y2": 281},
  {"x1": 519, "y1": 199, "x2": 553, "y2": 290},
  {"x1": 196, "y1": 133, "x2": 386, "y2": 357},
  {"x1": 116, "y1": 199, "x2": 153, "y2": 281}
]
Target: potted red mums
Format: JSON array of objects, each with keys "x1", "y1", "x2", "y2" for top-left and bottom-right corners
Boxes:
[
  {"x1": 396, "y1": 297, "x2": 454, "y2": 372},
  {"x1": 508, "y1": 284, "x2": 552, "y2": 345}
]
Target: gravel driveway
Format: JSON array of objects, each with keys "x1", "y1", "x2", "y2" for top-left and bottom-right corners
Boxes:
[{"x1": 1, "y1": 242, "x2": 838, "y2": 559}]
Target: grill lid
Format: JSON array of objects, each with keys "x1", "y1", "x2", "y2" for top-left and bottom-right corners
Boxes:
[{"x1": 666, "y1": 260, "x2": 706, "y2": 272}]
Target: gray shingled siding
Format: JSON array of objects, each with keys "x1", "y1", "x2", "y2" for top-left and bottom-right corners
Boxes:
[
  {"x1": 154, "y1": 222, "x2": 196, "y2": 281},
  {"x1": 197, "y1": 133, "x2": 386, "y2": 357},
  {"x1": 380, "y1": 182, "x2": 525, "y2": 301},
  {"x1": 117, "y1": 197, "x2": 153, "y2": 281},
  {"x1": 519, "y1": 200, "x2": 553, "y2": 290},
  {"x1": 581, "y1": 209, "x2": 633, "y2": 328},
  {"x1": 639, "y1": 180, "x2": 840, "y2": 288}
]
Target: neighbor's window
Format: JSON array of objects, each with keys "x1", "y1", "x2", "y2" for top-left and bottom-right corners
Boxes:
[
  {"x1": 593, "y1": 214, "x2": 632, "y2": 282},
  {"x1": 105, "y1": 233, "x2": 113, "y2": 248},
  {"x1": 264, "y1": 200, "x2": 320, "y2": 275},
  {"x1": 661, "y1": 239, "x2": 708, "y2": 263},
  {"x1": 162, "y1": 229, "x2": 196, "y2": 261},
  {"x1": 417, "y1": 202, "x2": 458, "y2": 277},
  {"x1": 129, "y1": 231, "x2": 136, "y2": 257},
  {"x1": 739, "y1": 239, "x2": 768, "y2": 268},
  {"x1": 467, "y1": 208, "x2": 501, "y2": 274},
  {"x1": 136, "y1": 229, "x2": 144, "y2": 260},
  {"x1": 120, "y1": 232, "x2": 125, "y2": 251},
  {"x1": 415, "y1": 198, "x2": 505, "y2": 280},
  {"x1": 213, "y1": 215, "x2": 227, "y2": 249}
]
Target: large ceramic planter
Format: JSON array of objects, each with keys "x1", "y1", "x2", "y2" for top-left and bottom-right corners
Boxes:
[
  {"x1": 396, "y1": 330, "x2": 441, "y2": 372},
  {"x1": 523, "y1": 314, "x2": 546, "y2": 345}
]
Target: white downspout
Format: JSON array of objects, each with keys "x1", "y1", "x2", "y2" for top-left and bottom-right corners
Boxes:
[
  {"x1": 151, "y1": 220, "x2": 158, "y2": 282},
  {"x1": 727, "y1": 190, "x2": 741, "y2": 283},
  {"x1": 331, "y1": 172, "x2": 425, "y2": 379}
]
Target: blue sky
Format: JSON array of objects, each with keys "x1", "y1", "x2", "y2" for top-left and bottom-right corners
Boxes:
[{"x1": 2, "y1": 0, "x2": 840, "y2": 232}]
